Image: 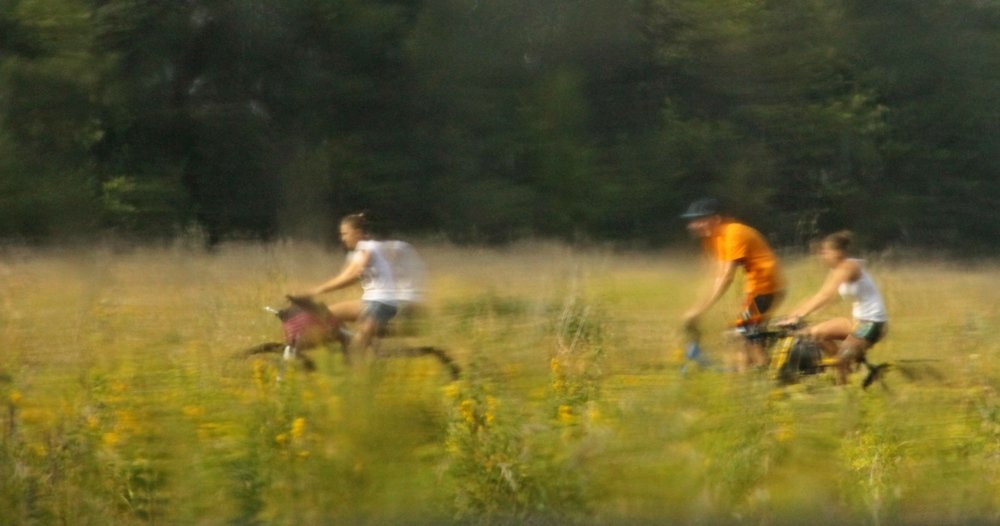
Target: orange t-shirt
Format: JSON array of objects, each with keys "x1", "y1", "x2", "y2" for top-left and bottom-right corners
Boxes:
[{"x1": 702, "y1": 221, "x2": 784, "y2": 296}]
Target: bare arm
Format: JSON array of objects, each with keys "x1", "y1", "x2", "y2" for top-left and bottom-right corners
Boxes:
[
  {"x1": 307, "y1": 250, "x2": 370, "y2": 296},
  {"x1": 787, "y1": 261, "x2": 856, "y2": 320},
  {"x1": 683, "y1": 260, "x2": 738, "y2": 327}
]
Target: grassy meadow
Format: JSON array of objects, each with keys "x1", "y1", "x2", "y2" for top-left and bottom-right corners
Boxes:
[{"x1": 2, "y1": 241, "x2": 1000, "y2": 525}]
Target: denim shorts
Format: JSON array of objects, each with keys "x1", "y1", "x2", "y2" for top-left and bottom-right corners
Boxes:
[{"x1": 361, "y1": 301, "x2": 398, "y2": 327}]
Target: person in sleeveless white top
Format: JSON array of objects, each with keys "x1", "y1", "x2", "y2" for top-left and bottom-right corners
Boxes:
[
  {"x1": 780, "y1": 231, "x2": 888, "y2": 384},
  {"x1": 294, "y1": 212, "x2": 398, "y2": 359}
]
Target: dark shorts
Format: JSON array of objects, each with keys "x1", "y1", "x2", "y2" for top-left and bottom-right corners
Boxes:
[
  {"x1": 733, "y1": 292, "x2": 784, "y2": 342},
  {"x1": 361, "y1": 301, "x2": 398, "y2": 327},
  {"x1": 736, "y1": 292, "x2": 783, "y2": 334},
  {"x1": 852, "y1": 320, "x2": 887, "y2": 344}
]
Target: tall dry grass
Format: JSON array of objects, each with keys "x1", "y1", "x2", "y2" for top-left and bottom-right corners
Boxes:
[{"x1": 1, "y1": 241, "x2": 999, "y2": 524}]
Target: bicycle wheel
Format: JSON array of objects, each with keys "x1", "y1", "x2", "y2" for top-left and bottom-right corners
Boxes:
[{"x1": 241, "y1": 342, "x2": 317, "y2": 372}]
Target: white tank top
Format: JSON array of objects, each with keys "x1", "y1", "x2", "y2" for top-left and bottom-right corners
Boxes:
[
  {"x1": 349, "y1": 240, "x2": 397, "y2": 304},
  {"x1": 837, "y1": 259, "x2": 887, "y2": 322},
  {"x1": 380, "y1": 240, "x2": 426, "y2": 304}
]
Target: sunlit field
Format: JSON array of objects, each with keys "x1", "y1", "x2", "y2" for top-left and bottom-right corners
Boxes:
[{"x1": 2, "y1": 241, "x2": 1000, "y2": 525}]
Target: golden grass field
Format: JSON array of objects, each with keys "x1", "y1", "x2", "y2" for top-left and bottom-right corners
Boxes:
[{"x1": 2, "y1": 241, "x2": 1000, "y2": 525}]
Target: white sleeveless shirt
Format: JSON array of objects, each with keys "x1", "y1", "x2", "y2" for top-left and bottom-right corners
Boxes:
[
  {"x1": 380, "y1": 240, "x2": 426, "y2": 304},
  {"x1": 349, "y1": 240, "x2": 397, "y2": 304},
  {"x1": 837, "y1": 259, "x2": 887, "y2": 322}
]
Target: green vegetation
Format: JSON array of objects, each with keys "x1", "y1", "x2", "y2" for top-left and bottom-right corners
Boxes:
[
  {"x1": 2, "y1": 242, "x2": 999, "y2": 524},
  {"x1": 1, "y1": 1, "x2": 998, "y2": 249}
]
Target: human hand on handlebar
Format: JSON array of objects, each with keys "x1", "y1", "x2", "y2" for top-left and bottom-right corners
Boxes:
[
  {"x1": 286, "y1": 293, "x2": 314, "y2": 304},
  {"x1": 774, "y1": 314, "x2": 803, "y2": 328},
  {"x1": 681, "y1": 308, "x2": 702, "y2": 331}
]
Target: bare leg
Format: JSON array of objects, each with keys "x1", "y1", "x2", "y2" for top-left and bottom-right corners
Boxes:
[
  {"x1": 834, "y1": 335, "x2": 871, "y2": 385},
  {"x1": 746, "y1": 341, "x2": 768, "y2": 370},
  {"x1": 737, "y1": 293, "x2": 785, "y2": 371},
  {"x1": 318, "y1": 300, "x2": 362, "y2": 359},
  {"x1": 798, "y1": 318, "x2": 853, "y2": 382},
  {"x1": 816, "y1": 340, "x2": 839, "y2": 357},
  {"x1": 802, "y1": 318, "x2": 852, "y2": 357},
  {"x1": 803, "y1": 317, "x2": 853, "y2": 344},
  {"x1": 327, "y1": 300, "x2": 363, "y2": 322},
  {"x1": 348, "y1": 317, "x2": 381, "y2": 365}
]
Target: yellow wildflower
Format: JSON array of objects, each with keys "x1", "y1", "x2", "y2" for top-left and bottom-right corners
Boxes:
[
  {"x1": 252, "y1": 360, "x2": 269, "y2": 389},
  {"x1": 196, "y1": 423, "x2": 219, "y2": 441},
  {"x1": 484, "y1": 396, "x2": 498, "y2": 426},
  {"x1": 19, "y1": 408, "x2": 55, "y2": 426},
  {"x1": 291, "y1": 417, "x2": 306, "y2": 441},
  {"x1": 443, "y1": 382, "x2": 461, "y2": 400},
  {"x1": 102, "y1": 432, "x2": 121, "y2": 447},
  {"x1": 445, "y1": 435, "x2": 461, "y2": 455},
  {"x1": 774, "y1": 425, "x2": 795, "y2": 443},
  {"x1": 115, "y1": 410, "x2": 137, "y2": 433},
  {"x1": 557, "y1": 404, "x2": 573, "y2": 425},
  {"x1": 275, "y1": 432, "x2": 289, "y2": 446},
  {"x1": 670, "y1": 347, "x2": 685, "y2": 364},
  {"x1": 460, "y1": 399, "x2": 476, "y2": 426},
  {"x1": 182, "y1": 405, "x2": 204, "y2": 418},
  {"x1": 8, "y1": 389, "x2": 21, "y2": 406}
]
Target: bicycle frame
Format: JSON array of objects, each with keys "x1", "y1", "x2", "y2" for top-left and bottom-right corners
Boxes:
[
  {"x1": 246, "y1": 295, "x2": 460, "y2": 379},
  {"x1": 737, "y1": 323, "x2": 898, "y2": 389},
  {"x1": 730, "y1": 324, "x2": 825, "y2": 385}
]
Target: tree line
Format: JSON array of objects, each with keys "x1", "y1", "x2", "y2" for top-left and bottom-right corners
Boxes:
[{"x1": 0, "y1": 0, "x2": 997, "y2": 251}]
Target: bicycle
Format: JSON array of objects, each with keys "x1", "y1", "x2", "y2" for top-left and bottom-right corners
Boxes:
[
  {"x1": 243, "y1": 295, "x2": 461, "y2": 379},
  {"x1": 685, "y1": 321, "x2": 911, "y2": 389}
]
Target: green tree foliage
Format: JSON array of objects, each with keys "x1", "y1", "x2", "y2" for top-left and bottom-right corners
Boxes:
[
  {"x1": 844, "y1": 0, "x2": 1000, "y2": 249},
  {"x1": 87, "y1": 0, "x2": 417, "y2": 240},
  {"x1": 0, "y1": 0, "x2": 102, "y2": 238},
  {"x1": 635, "y1": 0, "x2": 999, "y2": 249},
  {"x1": 642, "y1": 0, "x2": 890, "y2": 243},
  {"x1": 0, "y1": 0, "x2": 997, "y2": 249}
]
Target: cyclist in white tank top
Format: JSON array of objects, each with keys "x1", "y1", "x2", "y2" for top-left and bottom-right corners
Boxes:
[
  {"x1": 294, "y1": 212, "x2": 399, "y2": 359},
  {"x1": 837, "y1": 260, "x2": 887, "y2": 323},
  {"x1": 350, "y1": 239, "x2": 397, "y2": 305},
  {"x1": 780, "y1": 231, "x2": 888, "y2": 385}
]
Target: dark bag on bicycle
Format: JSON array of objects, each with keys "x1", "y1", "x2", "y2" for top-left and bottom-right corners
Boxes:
[{"x1": 776, "y1": 338, "x2": 823, "y2": 384}]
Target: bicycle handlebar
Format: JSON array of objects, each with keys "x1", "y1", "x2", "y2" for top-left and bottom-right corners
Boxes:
[{"x1": 728, "y1": 320, "x2": 806, "y2": 340}]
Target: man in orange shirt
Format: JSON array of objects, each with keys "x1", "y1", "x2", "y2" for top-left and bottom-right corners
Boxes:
[{"x1": 681, "y1": 198, "x2": 786, "y2": 370}]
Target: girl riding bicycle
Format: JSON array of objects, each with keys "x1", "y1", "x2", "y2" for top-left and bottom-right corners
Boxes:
[
  {"x1": 780, "y1": 231, "x2": 888, "y2": 384},
  {"x1": 294, "y1": 212, "x2": 398, "y2": 360}
]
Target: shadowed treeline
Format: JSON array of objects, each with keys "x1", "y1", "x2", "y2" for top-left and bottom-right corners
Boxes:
[{"x1": 0, "y1": 1, "x2": 998, "y2": 250}]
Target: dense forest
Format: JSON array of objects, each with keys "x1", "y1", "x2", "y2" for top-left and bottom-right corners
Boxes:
[{"x1": 0, "y1": 0, "x2": 997, "y2": 250}]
